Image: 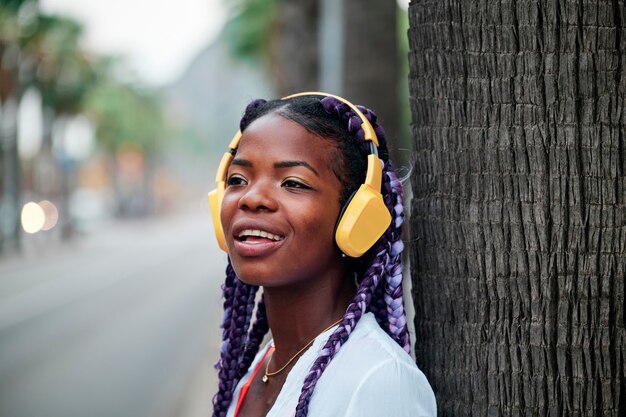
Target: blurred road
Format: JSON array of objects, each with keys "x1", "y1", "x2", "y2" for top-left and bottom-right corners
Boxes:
[{"x1": 0, "y1": 204, "x2": 226, "y2": 417}]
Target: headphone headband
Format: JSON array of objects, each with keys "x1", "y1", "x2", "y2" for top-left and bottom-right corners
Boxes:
[{"x1": 282, "y1": 92, "x2": 380, "y2": 147}]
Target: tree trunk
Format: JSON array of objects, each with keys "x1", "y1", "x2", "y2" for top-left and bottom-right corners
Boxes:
[
  {"x1": 269, "y1": 0, "x2": 404, "y2": 164},
  {"x1": 0, "y1": 43, "x2": 23, "y2": 254},
  {"x1": 343, "y1": 0, "x2": 402, "y2": 163},
  {"x1": 408, "y1": 0, "x2": 625, "y2": 416},
  {"x1": 270, "y1": 0, "x2": 319, "y2": 95}
]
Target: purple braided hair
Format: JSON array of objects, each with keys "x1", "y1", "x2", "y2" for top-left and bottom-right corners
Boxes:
[
  {"x1": 214, "y1": 263, "x2": 237, "y2": 373},
  {"x1": 238, "y1": 294, "x2": 269, "y2": 377},
  {"x1": 382, "y1": 166, "x2": 409, "y2": 350},
  {"x1": 212, "y1": 264, "x2": 258, "y2": 417},
  {"x1": 368, "y1": 278, "x2": 389, "y2": 329}
]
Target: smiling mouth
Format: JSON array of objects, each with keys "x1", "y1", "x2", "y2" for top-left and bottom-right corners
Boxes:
[{"x1": 237, "y1": 229, "x2": 285, "y2": 243}]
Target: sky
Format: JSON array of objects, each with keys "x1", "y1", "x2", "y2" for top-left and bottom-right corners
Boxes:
[{"x1": 40, "y1": 0, "x2": 228, "y2": 86}]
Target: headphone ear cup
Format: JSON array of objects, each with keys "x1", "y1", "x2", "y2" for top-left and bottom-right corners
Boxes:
[
  {"x1": 335, "y1": 184, "x2": 391, "y2": 257},
  {"x1": 208, "y1": 181, "x2": 227, "y2": 251}
]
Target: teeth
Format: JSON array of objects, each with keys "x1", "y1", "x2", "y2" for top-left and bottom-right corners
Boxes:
[{"x1": 239, "y1": 229, "x2": 283, "y2": 241}]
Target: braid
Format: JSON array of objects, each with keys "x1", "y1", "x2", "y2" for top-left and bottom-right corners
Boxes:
[
  {"x1": 294, "y1": 242, "x2": 391, "y2": 417},
  {"x1": 381, "y1": 162, "x2": 410, "y2": 352},
  {"x1": 212, "y1": 263, "x2": 258, "y2": 417},
  {"x1": 214, "y1": 263, "x2": 237, "y2": 372},
  {"x1": 238, "y1": 294, "x2": 269, "y2": 378},
  {"x1": 320, "y1": 96, "x2": 409, "y2": 349},
  {"x1": 368, "y1": 279, "x2": 388, "y2": 329}
]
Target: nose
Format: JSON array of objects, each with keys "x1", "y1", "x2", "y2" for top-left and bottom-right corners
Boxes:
[{"x1": 237, "y1": 179, "x2": 279, "y2": 212}]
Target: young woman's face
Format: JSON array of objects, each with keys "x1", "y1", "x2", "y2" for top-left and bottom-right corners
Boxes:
[{"x1": 220, "y1": 113, "x2": 345, "y2": 288}]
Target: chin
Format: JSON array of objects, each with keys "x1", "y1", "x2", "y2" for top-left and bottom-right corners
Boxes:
[{"x1": 229, "y1": 262, "x2": 272, "y2": 286}]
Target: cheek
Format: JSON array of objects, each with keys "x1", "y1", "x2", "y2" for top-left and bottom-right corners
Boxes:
[
  {"x1": 308, "y1": 204, "x2": 341, "y2": 240},
  {"x1": 219, "y1": 193, "x2": 237, "y2": 229}
]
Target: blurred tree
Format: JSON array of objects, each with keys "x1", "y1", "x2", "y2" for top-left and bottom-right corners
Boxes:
[
  {"x1": 87, "y1": 77, "x2": 163, "y2": 154},
  {"x1": 86, "y1": 72, "x2": 165, "y2": 216},
  {"x1": 343, "y1": 0, "x2": 403, "y2": 164},
  {"x1": 0, "y1": 0, "x2": 37, "y2": 252},
  {"x1": 408, "y1": 0, "x2": 625, "y2": 415},
  {"x1": 225, "y1": 0, "x2": 318, "y2": 94},
  {"x1": 31, "y1": 15, "x2": 97, "y2": 115},
  {"x1": 223, "y1": 1, "x2": 408, "y2": 165},
  {"x1": 1, "y1": 0, "x2": 168, "y2": 248},
  {"x1": 25, "y1": 13, "x2": 98, "y2": 238},
  {"x1": 30, "y1": 15, "x2": 166, "y2": 219},
  {"x1": 1, "y1": 1, "x2": 121, "y2": 247},
  {"x1": 270, "y1": 0, "x2": 319, "y2": 94},
  {"x1": 224, "y1": 0, "x2": 278, "y2": 60}
]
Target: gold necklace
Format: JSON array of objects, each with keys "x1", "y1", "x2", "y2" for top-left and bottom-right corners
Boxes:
[{"x1": 262, "y1": 318, "x2": 343, "y2": 383}]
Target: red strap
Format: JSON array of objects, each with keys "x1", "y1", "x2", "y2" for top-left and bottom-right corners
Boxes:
[{"x1": 234, "y1": 344, "x2": 275, "y2": 417}]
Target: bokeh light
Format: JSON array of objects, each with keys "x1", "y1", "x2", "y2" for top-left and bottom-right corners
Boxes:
[
  {"x1": 21, "y1": 202, "x2": 45, "y2": 234},
  {"x1": 39, "y1": 200, "x2": 59, "y2": 231}
]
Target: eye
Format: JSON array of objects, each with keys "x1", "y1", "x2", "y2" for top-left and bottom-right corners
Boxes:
[
  {"x1": 226, "y1": 174, "x2": 247, "y2": 186},
  {"x1": 281, "y1": 178, "x2": 312, "y2": 190}
]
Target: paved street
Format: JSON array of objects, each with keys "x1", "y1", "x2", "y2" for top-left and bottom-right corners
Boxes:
[{"x1": 0, "y1": 203, "x2": 226, "y2": 417}]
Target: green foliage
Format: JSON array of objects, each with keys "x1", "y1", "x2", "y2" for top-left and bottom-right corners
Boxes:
[
  {"x1": 397, "y1": 5, "x2": 411, "y2": 142},
  {"x1": 0, "y1": 4, "x2": 98, "y2": 113},
  {"x1": 397, "y1": 6, "x2": 409, "y2": 60},
  {"x1": 32, "y1": 14, "x2": 98, "y2": 113},
  {"x1": 86, "y1": 76, "x2": 165, "y2": 154},
  {"x1": 0, "y1": 0, "x2": 36, "y2": 45},
  {"x1": 0, "y1": 0, "x2": 28, "y2": 8},
  {"x1": 224, "y1": 0, "x2": 278, "y2": 59}
]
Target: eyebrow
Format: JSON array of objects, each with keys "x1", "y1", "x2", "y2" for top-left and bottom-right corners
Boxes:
[
  {"x1": 274, "y1": 161, "x2": 319, "y2": 176},
  {"x1": 231, "y1": 159, "x2": 252, "y2": 167},
  {"x1": 231, "y1": 159, "x2": 319, "y2": 176}
]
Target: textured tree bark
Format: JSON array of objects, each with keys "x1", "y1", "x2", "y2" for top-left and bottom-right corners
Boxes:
[{"x1": 408, "y1": 0, "x2": 625, "y2": 415}]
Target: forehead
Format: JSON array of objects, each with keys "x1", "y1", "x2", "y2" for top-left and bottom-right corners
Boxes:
[{"x1": 237, "y1": 113, "x2": 339, "y2": 168}]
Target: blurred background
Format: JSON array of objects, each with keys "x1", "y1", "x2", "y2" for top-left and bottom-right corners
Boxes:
[{"x1": 0, "y1": 0, "x2": 410, "y2": 416}]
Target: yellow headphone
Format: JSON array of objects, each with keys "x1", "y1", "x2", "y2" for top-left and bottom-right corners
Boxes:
[{"x1": 207, "y1": 92, "x2": 391, "y2": 258}]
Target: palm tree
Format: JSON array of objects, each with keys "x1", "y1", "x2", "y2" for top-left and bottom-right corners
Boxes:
[
  {"x1": 85, "y1": 66, "x2": 165, "y2": 217},
  {"x1": 271, "y1": 0, "x2": 319, "y2": 94},
  {"x1": 224, "y1": 0, "x2": 318, "y2": 95},
  {"x1": 1, "y1": 2, "x2": 100, "y2": 248},
  {"x1": 342, "y1": 0, "x2": 402, "y2": 163},
  {"x1": 0, "y1": 0, "x2": 36, "y2": 252},
  {"x1": 408, "y1": 0, "x2": 625, "y2": 415},
  {"x1": 26, "y1": 14, "x2": 97, "y2": 238}
]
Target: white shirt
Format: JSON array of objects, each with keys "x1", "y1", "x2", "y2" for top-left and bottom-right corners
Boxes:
[{"x1": 227, "y1": 313, "x2": 437, "y2": 417}]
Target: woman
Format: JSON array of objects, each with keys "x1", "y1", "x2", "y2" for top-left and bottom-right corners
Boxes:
[{"x1": 208, "y1": 92, "x2": 436, "y2": 417}]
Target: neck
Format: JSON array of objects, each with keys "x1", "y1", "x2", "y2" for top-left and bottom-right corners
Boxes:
[{"x1": 263, "y1": 274, "x2": 353, "y2": 363}]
